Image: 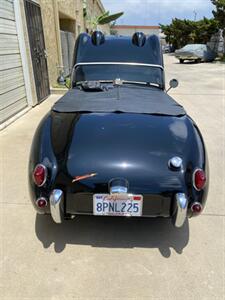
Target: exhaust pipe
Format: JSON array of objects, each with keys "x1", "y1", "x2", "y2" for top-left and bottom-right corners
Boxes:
[
  {"x1": 50, "y1": 189, "x2": 64, "y2": 223},
  {"x1": 173, "y1": 193, "x2": 188, "y2": 228}
]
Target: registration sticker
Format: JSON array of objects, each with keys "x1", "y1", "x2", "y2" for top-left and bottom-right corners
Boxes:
[{"x1": 93, "y1": 194, "x2": 143, "y2": 216}]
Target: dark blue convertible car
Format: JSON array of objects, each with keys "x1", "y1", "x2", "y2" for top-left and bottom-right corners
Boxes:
[{"x1": 29, "y1": 32, "x2": 209, "y2": 228}]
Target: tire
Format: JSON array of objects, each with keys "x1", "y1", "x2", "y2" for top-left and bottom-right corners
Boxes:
[
  {"x1": 195, "y1": 58, "x2": 201, "y2": 63},
  {"x1": 179, "y1": 59, "x2": 184, "y2": 64}
]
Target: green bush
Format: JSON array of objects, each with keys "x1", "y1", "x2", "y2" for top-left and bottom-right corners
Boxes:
[{"x1": 65, "y1": 77, "x2": 71, "y2": 89}]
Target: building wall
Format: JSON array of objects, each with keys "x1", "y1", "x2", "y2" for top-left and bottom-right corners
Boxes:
[
  {"x1": 20, "y1": 0, "x2": 107, "y2": 90},
  {"x1": 39, "y1": 0, "x2": 84, "y2": 87},
  {"x1": 23, "y1": 0, "x2": 107, "y2": 87},
  {"x1": 40, "y1": 0, "x2": 109, "y2": 86},
  {"x1": 113, "y1": 25, "x2": 160, "y2": 37},
  {"x1": 39, "y1": 0, "x2": 60, "y2": 87},
  {"x1": 0, "y1": 0, "x2": 108, "y2": 127}
]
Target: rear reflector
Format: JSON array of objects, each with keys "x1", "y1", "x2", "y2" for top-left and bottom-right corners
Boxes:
[
  {"x1": 193, "y1": 168, "x2": 206, "y2": 191},
  {"x1": 33, "y1": 164, "x2": 47, "y2": 187},
  {"x1": 36, "y1": 197, "x2": 47, "y2": 208},
  {"x1": 191, "y1": 202, "x2": 203, "y2": 214}
]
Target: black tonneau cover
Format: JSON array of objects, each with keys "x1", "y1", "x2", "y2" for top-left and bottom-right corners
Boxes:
[{"x1": 52, "y1": 85, "x2": 185, "y2": 116}]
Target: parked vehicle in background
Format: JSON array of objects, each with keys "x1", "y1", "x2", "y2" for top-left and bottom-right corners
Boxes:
[
  {"x1": 175, "y1": 44, "x2": 216, "y2": 63},
  {"x1": 162, "y1": 45, "x2": 171, "y2": 53}
]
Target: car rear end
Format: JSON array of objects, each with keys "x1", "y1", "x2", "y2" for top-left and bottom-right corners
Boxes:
[{"x1": 29, "y1": 112, "x2": 209, "y2": 227}]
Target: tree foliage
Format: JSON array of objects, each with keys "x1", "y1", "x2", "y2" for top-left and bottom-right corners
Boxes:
[
  {"x1": 160, "y1": 18, "x2": 219, "y2": 49},
  {"x1": 86, "y1": 11, "x2": 124, "y2": 31},
  {"x1": 211, "y1": 0, "x2": 225, "y2": 30},
  {"x1": 98, "y1": 12, "x2": 124, "y2": 25},
  {"x1": 109, "y1": 21, "x2": 118, "y2": 35}
]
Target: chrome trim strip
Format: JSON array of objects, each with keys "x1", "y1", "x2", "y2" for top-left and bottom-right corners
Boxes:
[
  {"x1": 75, "y1": 62, "x2": 164, "y2": 70},
  {"x1": 173, "y1": 193, "x2": 188, "y2": 228},
  {"x1": 50, "y1": 189, "x2": 64, "y2": 223},
  {"x1": 108, "y1": 178, "x2": 129, "y2": 194},
  {"x1": 110, "y1": 186, "x2": 128, "y2": 194},
  {"x1": 67, "y1": 212, "x2": 166, "y2": 218}
]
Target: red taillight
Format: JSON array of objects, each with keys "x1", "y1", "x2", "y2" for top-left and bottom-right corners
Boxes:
[
  {"x1": 191, "y1": 202, "x2": 203, "y2": 214},
  {"x1": 193, "y1": 168, "x2": 206, "y2": 191},
  {"x1": 33, "y1": 164, "x2": 47, "y2": 187},
  {"x1": 36, "y1": 197, "x2": 47, "y2": 208}
]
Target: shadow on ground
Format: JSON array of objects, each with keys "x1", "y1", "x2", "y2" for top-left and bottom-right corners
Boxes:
[
  {"x1": 35, "y1": 214, "x2": 189, "y2": 257},
  {"x1": 174, "y1": 61, "x2": 201, "y2": 65}
]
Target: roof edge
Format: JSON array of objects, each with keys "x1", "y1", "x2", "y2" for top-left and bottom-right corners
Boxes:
[{"x1": 113, "y1": 25, "x2": 160, "y2": 29}]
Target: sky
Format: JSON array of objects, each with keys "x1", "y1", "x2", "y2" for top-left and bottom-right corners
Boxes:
[{"x1": 101, "y1": 0, "x2": 215, "y2": 26}]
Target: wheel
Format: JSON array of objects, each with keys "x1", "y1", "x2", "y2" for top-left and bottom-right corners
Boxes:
[
  {"x1": 179, "y1": 59, "x2": 184, "y2": 63},
  {"x1": 195, "y1": 58, "x2": 201, "y2": 63}
]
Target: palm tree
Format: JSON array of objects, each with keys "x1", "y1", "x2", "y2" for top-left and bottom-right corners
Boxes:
[{"x1": 86, "y1": 11, "x2": 124, "y2": 32}]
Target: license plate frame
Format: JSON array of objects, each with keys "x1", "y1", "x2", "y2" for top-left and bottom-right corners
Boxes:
[{"x1": 93, "y1": 194, "x2": 143, "y2": 216}]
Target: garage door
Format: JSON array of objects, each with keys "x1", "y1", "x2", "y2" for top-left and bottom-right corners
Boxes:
[{"x1": 0, "y1": 0, "x2": 28, "y2": 124}]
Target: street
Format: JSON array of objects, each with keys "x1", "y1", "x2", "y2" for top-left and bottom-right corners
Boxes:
[{"x1": 0, "y1": 54, "x2": 224, "y2": 300}]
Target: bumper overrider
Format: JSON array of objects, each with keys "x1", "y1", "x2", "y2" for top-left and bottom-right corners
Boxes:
[
  {"x1": 50, "y1": 189, "x2": 64, "y2": 223},
  {"x1": 49, "y1": 189, "x2": 189, "y2": 227},
  {"x1": 172, "y1": 193, "x2": 188, "y2": 227}
]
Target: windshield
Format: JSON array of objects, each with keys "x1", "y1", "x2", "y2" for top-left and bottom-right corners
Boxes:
[{"x1": 72, "y1": 64, "x2": 164, "y2": 88}]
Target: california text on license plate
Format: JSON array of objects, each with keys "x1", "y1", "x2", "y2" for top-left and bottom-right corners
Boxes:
[{"x1": 93, "y1": 194, "x2": 143, "y2": 216}]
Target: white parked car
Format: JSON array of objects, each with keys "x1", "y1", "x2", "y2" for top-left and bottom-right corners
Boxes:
[{"x1": 175, "y1": 44, "x2": 216, "y2": 63}]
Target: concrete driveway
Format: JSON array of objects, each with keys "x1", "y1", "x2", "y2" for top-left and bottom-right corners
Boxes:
[{"x1": 0, "y1": 55, "x2": 224, "y2": 300}]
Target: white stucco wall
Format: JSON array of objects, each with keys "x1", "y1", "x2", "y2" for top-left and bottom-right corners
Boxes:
[{"x1": 114, "y1": 26, "x2": 160, "y2": 37}]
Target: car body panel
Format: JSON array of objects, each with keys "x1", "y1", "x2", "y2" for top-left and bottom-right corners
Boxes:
[
  {"x1": 73, "y1": 33, "x2": 163, "y2": 66},
  {"x1": 29, "y1": 110, "x2": 209, "y2": 218}
]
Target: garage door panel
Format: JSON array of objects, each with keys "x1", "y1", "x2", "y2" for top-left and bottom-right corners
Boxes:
[
  {"x1": 0, "y1": 85, "x2": 26, "y2": 110},
  {"x1": 0, "y1": 0, "x2": 29, "y2": 124},
  {"x1": 0, "y1": 67, "x2": 24, "y2": 95},
  {"x1": 0, "y1": 97, "x2": 27, "y2": 124},
  {"x1": 0, "y1": 54, "x2": 22, "y2": 71},
  {"x1": 0, "y1": 18, "x2": 17, "y2": 34},
  {"x1": 0, "y1": 1, "x2": 14, "y2": 20},
  {"x1": 0, "y1": 34, "x2": 20, "y2": 54}
]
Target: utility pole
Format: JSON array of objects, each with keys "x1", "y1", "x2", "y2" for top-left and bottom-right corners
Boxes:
[{"x1": 193, "y1": 10, "x2": 197, "y2": 21}]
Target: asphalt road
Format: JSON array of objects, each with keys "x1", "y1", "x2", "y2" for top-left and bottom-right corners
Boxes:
[{"x1": 0, "y1": 54, "x2": 224, "y2": 300}]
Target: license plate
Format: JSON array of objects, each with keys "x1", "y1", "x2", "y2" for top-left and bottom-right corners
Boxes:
[{"x1": 93, "y1": 194, "x2": 143, "y2": 216}]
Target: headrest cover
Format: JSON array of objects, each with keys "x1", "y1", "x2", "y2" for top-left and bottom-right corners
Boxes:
[
  {"x1": 91, "y1": 31, "x2": 105, "y2": 46},
  {"x1": 132, "y1": 32, "x2": 146, "y2": 47}
]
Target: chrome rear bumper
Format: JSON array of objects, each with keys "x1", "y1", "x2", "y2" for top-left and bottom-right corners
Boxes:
[
  {"x1": 49, "y1": 190, "x2": 187, "y2": 226},
  {"x1": 173, "y1": 193, "x2": 188, "y2": 227},
  {"x1": 50, "y1": 189, "x2": 64, "y2": 223}
]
